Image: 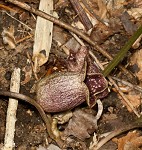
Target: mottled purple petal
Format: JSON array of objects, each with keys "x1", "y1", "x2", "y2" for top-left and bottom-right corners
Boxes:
[
  {"x1": 86, "y1": 57, "x2": 100, "y2": 74},
  {"x1": 67, "y1": 46, "x2": 88, "y2": 72},
  {"x1": 85, "y1": 73, "x2": 108, "y2": 107},
  {"x1": 85, "y1": 74, "x2": 107, "y2": 95},
  {"x1": 67, "y1": 47, "x2": 109, "y2": 108}
]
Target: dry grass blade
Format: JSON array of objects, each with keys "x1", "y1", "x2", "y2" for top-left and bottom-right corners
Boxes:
[
  {"x1": 92, "y1": 121, "x2": 142, "y2": 150},
  {"x1": 112, "y1": 76, "x2": 142, "y2": 93},
  {"x1": 32, "y1": 0, "x2": 53, "y2": 73}
]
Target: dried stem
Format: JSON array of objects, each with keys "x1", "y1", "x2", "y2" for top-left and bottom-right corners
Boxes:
[
  {"x1": 5, "y1": 12, "x2": 32, "y2": 31},
  {"x1": 108, "y1": 76, "x2": 140, "y2": 118},
  {"x1": 92, "y1": 121, "x2": 142, "y2": 150},
  {"x1": 81, "y1": 0, "x2": 105, "y2": 24},
  {"x1": 112, "y1": 76, "x2": 142, "y2": 93},
  {"x1": 70, "y1": 0, "x2": 93, "y2": 30},
  {"x1": 3, "y1": 1, "x2": 109, "y2": 58},
  {"x1": 2, "y1": 68, "x2": 20, "y2": 150},
  {"x1": 0, "y1": 3, "x2": 16, "y2": 12},
  {"x1": 0, "y1": 91, "x2": 64, "y2": 147}
]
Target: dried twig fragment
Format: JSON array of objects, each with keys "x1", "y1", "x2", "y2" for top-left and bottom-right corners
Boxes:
[
  {"x1": 70, "y1": 0, "x2": 93, "y2": 31},
  {"x1": 2, "y1": 68, "x2": 20, "y2": 150}
]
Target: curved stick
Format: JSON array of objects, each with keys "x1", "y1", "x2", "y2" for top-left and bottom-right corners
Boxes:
[
  {"x1": 0, "y1": 91, "x2": 64, "y2": 147},
  {"x1": 93, "y1": 121, "x2": 142, "y2": 150}
]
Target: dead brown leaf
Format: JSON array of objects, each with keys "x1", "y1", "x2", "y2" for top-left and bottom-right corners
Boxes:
[
  {"x1": 125, "y1": 92, "x2": 141, "y2": 112},
  {"x1": 90, "y1": 22, "x2": 113, "y2": 43},
  {"x1": 113, "y1": 131, "x2": 142, "y2": 150},
  {"x1": 97, "y1": 0, "x2": 108, "y2": 19},
  {"x1": 53, "y1": 26, "x2": 68, "y2": 45},
  {"x1": 62, "y1": 109, "x2": 98, "y2": 141},
  {"x1": 118, "y1": 91, "x2": 141, "y2": 112},
  {"x1": 21, "y1": 65, "x2": 32, "y2": 85},
  {"x1": 83, "y1": 0, "x2": 108, "y2": 20},
  {"x1": 2, "y1": 25, "x2": 16, "y2": 49},
  {"x1": 130, "y1": 49, "x2": 142, "y2": 81},
  {"x1": 121, "y1": 11, "x2": 137, "y2": 35}
]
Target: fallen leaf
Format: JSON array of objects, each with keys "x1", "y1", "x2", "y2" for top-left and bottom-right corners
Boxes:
[
  {"x1": 128, "y1": 8, "x2": 142, "y2": 20},
  {"x1": 21, "y1": 64, "x2": 32, "y2": 85},
  {"x1": 53, "y1": 26, "x2": 68, "y2": 46},
  {"x1": 64, "y1": 37, "x2": 80, "y2": 53},
  {"x1": 97, "y1": 0, "x2": 108, "y2": 19},
  {"x1": 121, "y1": 11, "x2": 137, "y2": 35},
  {"x1": 107, "y1": 0, "x2": 125, "y2": 10},
  {"x1": 113, "y1": 131, "x2": 142, "y2": 150},
  {"x1": 62, "y1": 109, "x2": 98, "y2": 141},
  {"x1": 84, "y1": 0, "x2": 108, "y2": 20},
  {"x1": 117, "y1": 91, "x2": 141, "y2": 112},
  {"x1": 2, "y1": 25, "x2": 16, "y2": 49},
  {"x1": 90, "y1": 22, "x2": 113, "y2": 43},
  {"x1": 130, "y1": 49, "x2": 142, "y2": 81},
  {"x1": 125, "y1": 92, "x2": 141, "y2": 112}
]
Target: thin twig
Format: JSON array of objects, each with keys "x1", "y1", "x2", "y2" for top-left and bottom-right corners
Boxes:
[
  {"x1": 6, "y1": 0, "x2": 134, "y2": 79},
  {"x1": 81, "y1": 0, "x2": 105, "y2": 24},
  {"x1": 70, "y1": 0, "x2": 93, "y2": 30},
  {"x1": 0, "y1": 3, "x2": 16, "y2": 12},
  {"x1": 5, "y1": 12, "x2": 32, "y2": 31},
  {"x1": 16, "y1": 34, "x2": 33, "y2": 44},
  {"x1": 5, "y1": 0, "x2": 113, "y2": 59},
  {"x1": 2, "y1": 68, "x2": 20, "y2": 150},
  {"x1": 0, "y1": 91, "x2": 64, "y2": 148},
  {"x1": 112, "y1": 76, "x2": 142, "y2": 93},
  {"x1": 108, "y1": 76, "x2": 140, "y2": 117},
  {"x1": 92, "y1": 121, "x2": 142, "y2": 150}
]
